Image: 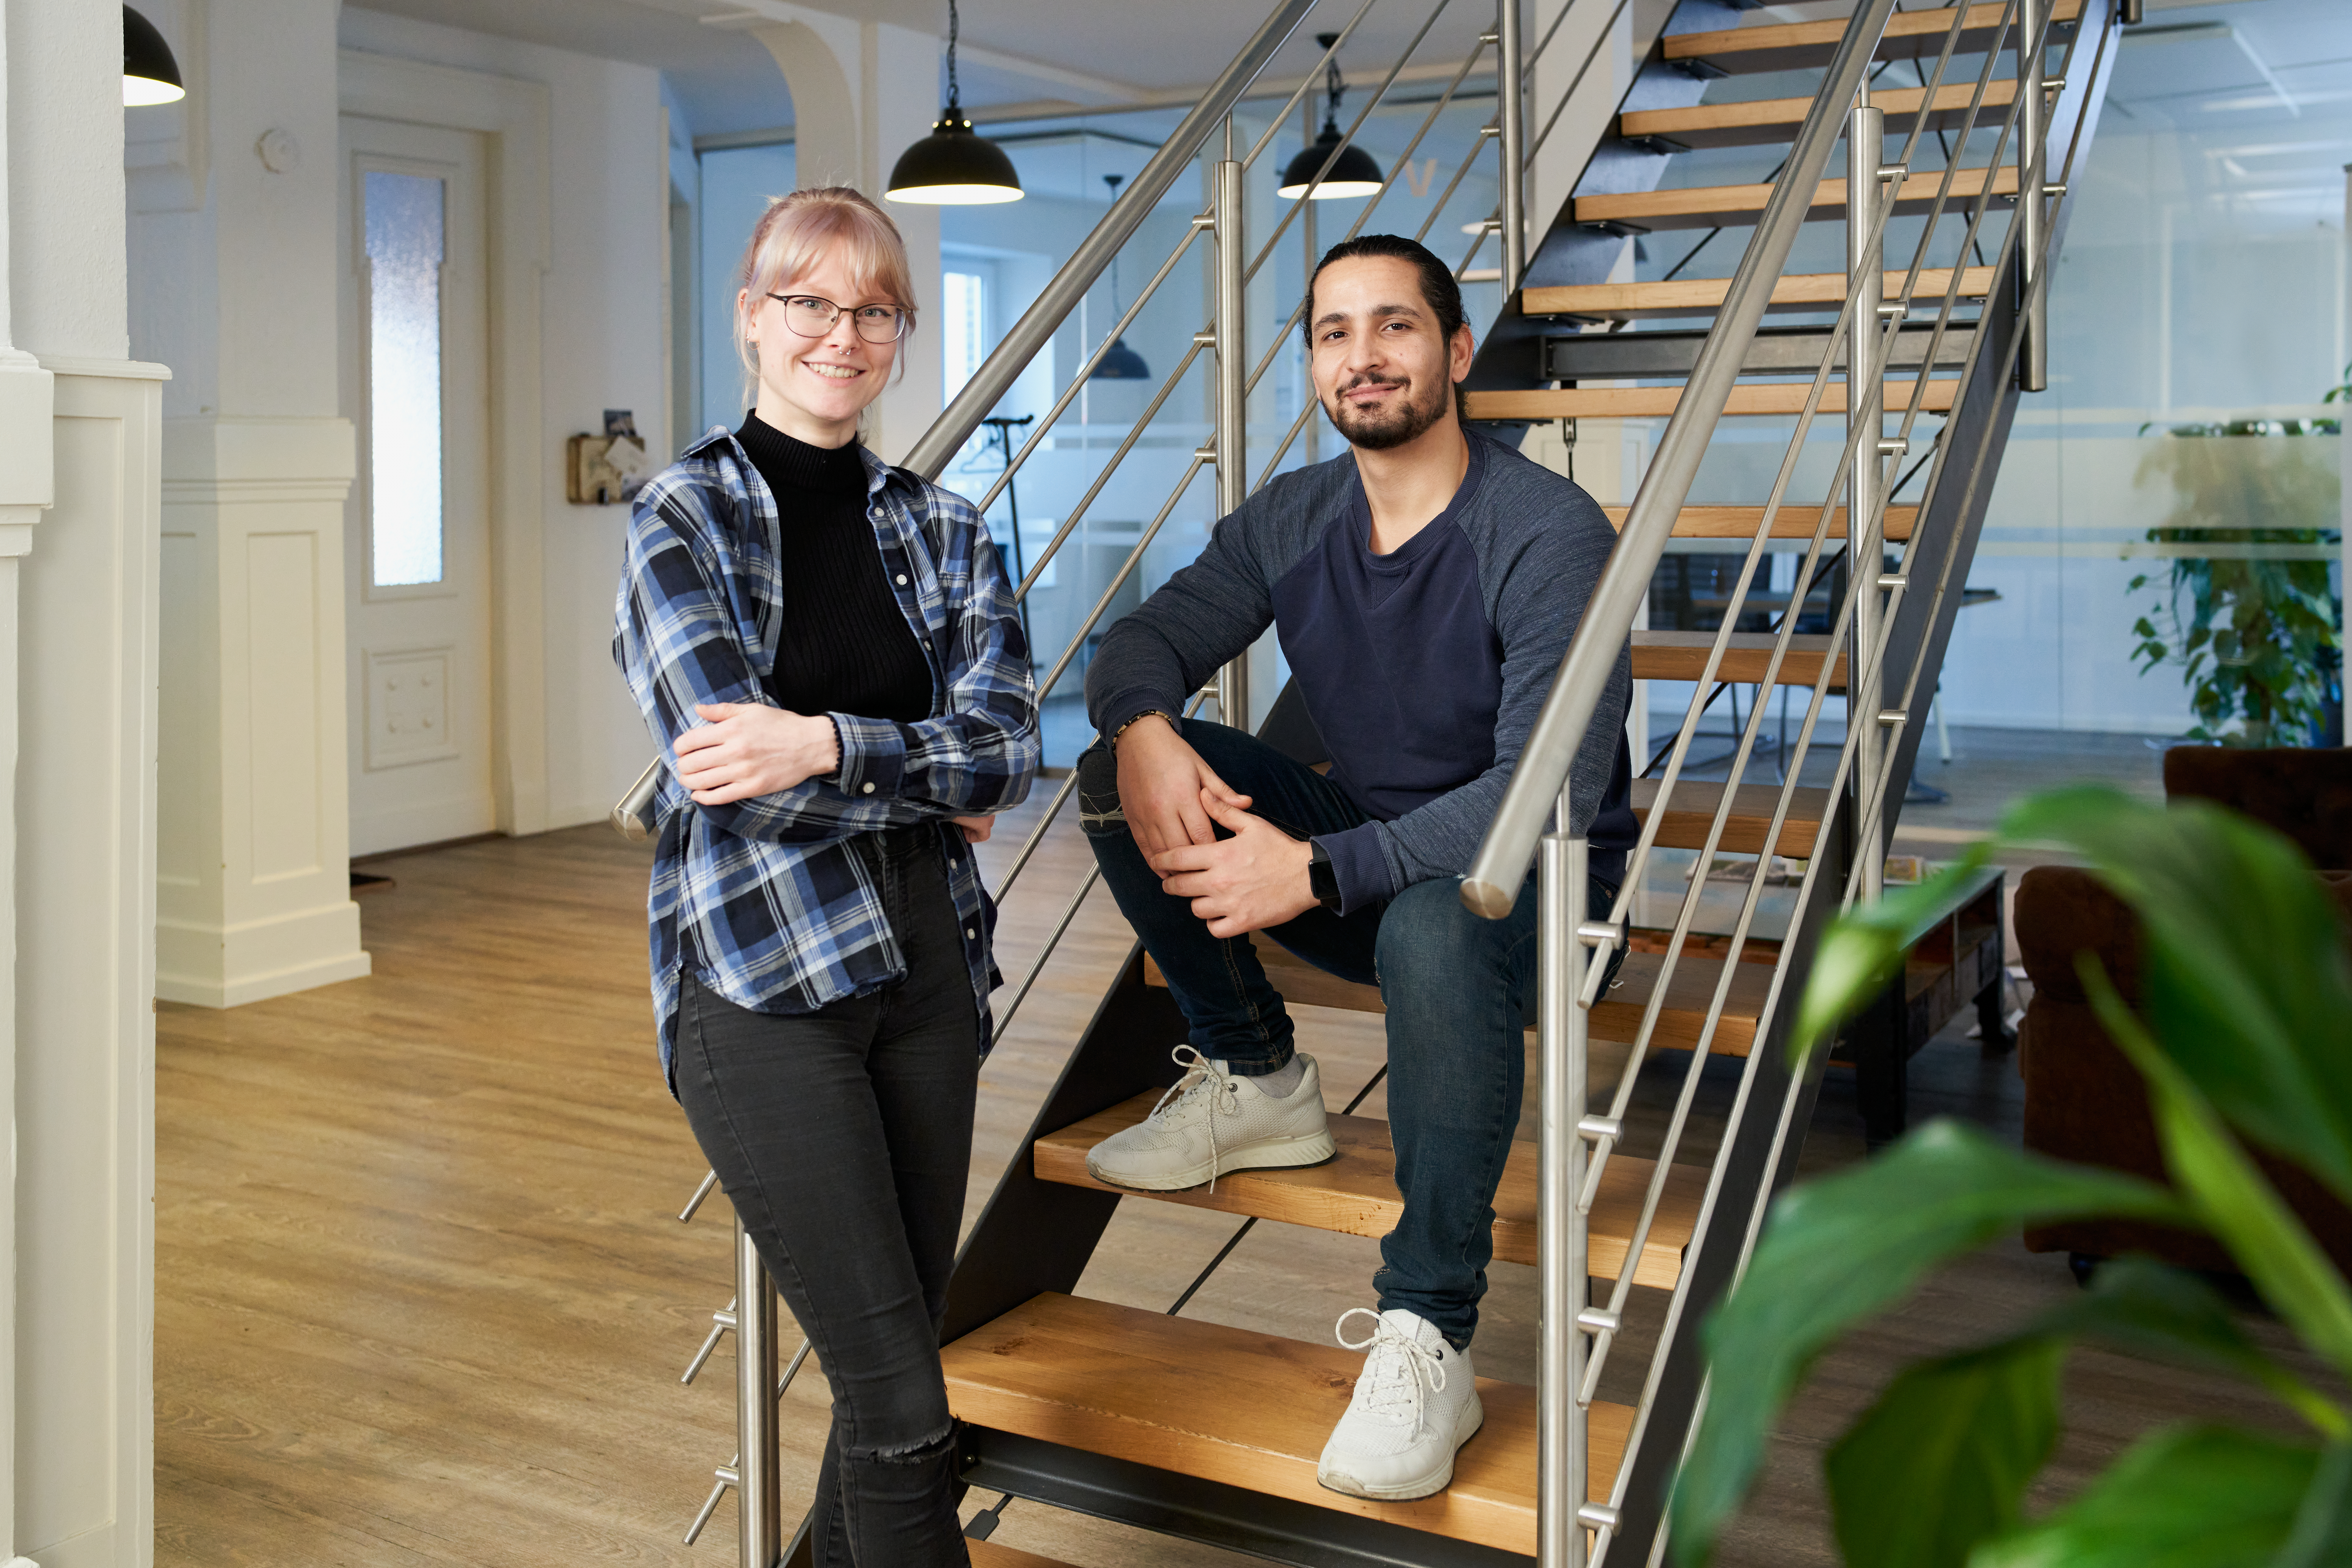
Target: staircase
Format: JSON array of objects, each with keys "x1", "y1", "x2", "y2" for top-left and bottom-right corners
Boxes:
[{"x1": 672, "y1": 0, "x2": 2127, "y2": 1563}]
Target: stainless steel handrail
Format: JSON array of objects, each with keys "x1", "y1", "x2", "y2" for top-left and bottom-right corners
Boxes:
[{"x1": 1459, "y1": 0, "x2": 1902, "y2": 918}]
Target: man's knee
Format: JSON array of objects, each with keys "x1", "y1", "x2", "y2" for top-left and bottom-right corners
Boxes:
[
  {"x1": 1077, "y1": 740, "x2": 1123, "y2": 837},
  {"x1": 1374, "y1": 877, "x2": 1528, "y2": 1001}
]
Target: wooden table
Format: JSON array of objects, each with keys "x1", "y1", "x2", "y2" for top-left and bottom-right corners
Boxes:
[{"x1": 1833, "y1": 862, "x2": 2010, "y2": 1145}]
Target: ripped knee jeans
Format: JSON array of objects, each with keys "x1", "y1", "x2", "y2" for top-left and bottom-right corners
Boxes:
[{"x1": 673, "y1": 825, "x2": 978, "y2": 1567}]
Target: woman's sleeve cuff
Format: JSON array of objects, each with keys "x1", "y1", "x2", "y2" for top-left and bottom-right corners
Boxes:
[{"x1": 828, "y1": 711, "x2": 908, "y2": 800}]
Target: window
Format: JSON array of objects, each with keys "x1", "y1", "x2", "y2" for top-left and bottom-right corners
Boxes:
[
  {"x1": 363, "y1": 169, "x2": 446, "y2": 588},
  {"x1": 943, "y1": 267, "x2": 988, "y2": 403}
]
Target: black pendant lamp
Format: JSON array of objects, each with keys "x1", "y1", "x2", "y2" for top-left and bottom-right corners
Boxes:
[
  {"x1": 1091, "y1": 176, "x2": 1150, "y2": 381},
  {"x1": 1278, "y1": 34, "x2": 1382, "y2": 200},
  {"x1": 123, "y1": 5, "x2": 185, "y2": 107},
  {"x1": 886, "y1": 0, "x2": 1023, "y2": 205}
]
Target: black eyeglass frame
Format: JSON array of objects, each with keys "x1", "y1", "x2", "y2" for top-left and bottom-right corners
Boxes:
[{"x1": 764, "y1": 292, "x2": 913, "y2": 343}]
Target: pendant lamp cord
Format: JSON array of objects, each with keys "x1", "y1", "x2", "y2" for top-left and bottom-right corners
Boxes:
[
  {"x1": 1323, "y1": 47, "x2": 1345, "y2": 135},
  {"x1": 1104, "y1": 174, "x2": 1125, "y2": 312},
  {"x1": 946, "y1": 0, "x2": 962, "y2": 116}
]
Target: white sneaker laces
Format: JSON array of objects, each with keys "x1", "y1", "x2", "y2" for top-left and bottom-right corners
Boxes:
[
  {"x1": 1144, "y1": 1045, "x2": 1242, "y2": 1189},
  {"x1": 1335, "y1": 1308, "x2": 1448, "y2": 1430}
]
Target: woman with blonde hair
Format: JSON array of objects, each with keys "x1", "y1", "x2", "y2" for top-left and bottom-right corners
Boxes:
[{"x1": 615, "y1": 186, "x2": 1036, "y2": 1565}]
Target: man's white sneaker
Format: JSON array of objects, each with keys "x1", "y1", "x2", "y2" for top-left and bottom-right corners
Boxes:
[
  {"x1": 1083, "y1": 1046, "x2": 1335, "y2": 1191},
  {"x1": 1316, "y1": 1308, "x2": 1483, "y2": 1502}
]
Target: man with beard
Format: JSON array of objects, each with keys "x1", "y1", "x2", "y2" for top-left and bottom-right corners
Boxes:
[{"x1": 1074, "y1": 233, "x2": 1635, "y2": 1500}]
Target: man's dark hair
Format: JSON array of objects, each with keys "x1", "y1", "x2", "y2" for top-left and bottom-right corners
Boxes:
[{"x1": 1305, "y1": 234, "x2": 1470, "y2": 418}]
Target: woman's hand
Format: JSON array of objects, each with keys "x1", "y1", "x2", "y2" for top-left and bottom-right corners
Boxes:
[
  {"x1": 951, "y1": 815, "x2": 993, "y2": 844},
  {"x1": 674, "y1": 702, "x2": 842, "y2": 804}
]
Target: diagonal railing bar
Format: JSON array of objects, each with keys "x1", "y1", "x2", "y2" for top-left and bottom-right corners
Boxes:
[
  {"x1": 1521, "y1": 0, "x2": 1632, "y2": 172},
  {"x1": 1577, "y1": 138, "x2": 1917, "y2": 998},
  {"x1": 1462, "y1": 0, "x2": 1904, "y2": 915},
  {"x1": 1880, "y1": 0, "x2": 2038, "y2": 451},
  {"x1": 971, "y1": 220, "x2": 1210, "y2": 520},
  {"x1": 1243, "y1": 0, "x2": 1461, "y2": 287},
  {"x1": 1028, "y1": 456, "x2": 1212, "y2": 713},
  {"x1": 992, "y1": 765, "x2": 1082, "y2": 903},
  {"x1": 991, "y1": 685, "x2": 1217, "y2": 1043},
  {"x1": 1245, "y1": 30, "x2": 1495, "y2": 399},
  {"x1": 1009, "y1": 342, "x2": 1205, "y2": 605},
  {"x1": 1851, "y1": 24, "x2": 2095, "y2": 898},
  {"x1": 1235, "y1": 0, "x2": 1386, "y2": 172},
  {"x1": 1826, "y1": 2, "x2": 2073, "y2": 871},
  {"x1": 905, "y1": 0, "x2": 1318, "y2": 480}
]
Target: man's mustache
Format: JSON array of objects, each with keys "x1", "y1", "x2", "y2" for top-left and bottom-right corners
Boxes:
[{"x1": 1338, "y1": 372, "x2": 1406, "y2": 395}]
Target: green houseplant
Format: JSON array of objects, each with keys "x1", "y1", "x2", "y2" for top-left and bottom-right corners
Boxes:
[
  {"x1": 2127, "y1": 407, "x2": 2343, "y2": 748},
  {"x1": 1670, "y1": 786, "x2": 2352, "y2": 1567}
]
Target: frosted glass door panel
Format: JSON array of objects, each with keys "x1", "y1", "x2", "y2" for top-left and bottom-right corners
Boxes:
[
  {"x1": 364, "y1": 169, "x2": 446, "y2": 588},
  {"x1": 341, "y1": 117, "x2": 494, "y2": 854}
]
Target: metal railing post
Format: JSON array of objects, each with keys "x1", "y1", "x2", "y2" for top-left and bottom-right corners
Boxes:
[
  {"x1": 2018, "y1": 0, "x2": 2049, "y2": 391},
  {"x1": 1214, "y1": 134, "x2": 1251, "y2": 731},
  {"x1": 1498, "y1": 0, "x2": 1527, "y2": 289},
  {"x1": 736, "y1": 1215, "x2": 782, "y2": 1566},
  {"x1": 1848, "y1": 85, "x2": 1887, "y2": 906},
  {"x1": 1538, "y1": 792, "x2": 1589, "y2": 1567}
]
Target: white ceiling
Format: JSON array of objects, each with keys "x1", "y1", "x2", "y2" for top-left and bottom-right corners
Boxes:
[{"x1": 346, "y1": 0, "x2": 1495, "y2": 140}]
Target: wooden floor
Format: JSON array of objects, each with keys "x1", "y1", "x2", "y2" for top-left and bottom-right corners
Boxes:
[{"x1": 157, "y1": 790, "x2": 2314, "y2": 1566}]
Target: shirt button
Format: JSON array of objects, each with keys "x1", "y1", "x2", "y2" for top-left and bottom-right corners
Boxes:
[
  {"x1": 965, "y1": 927, "x2": 976, "y2": 939},
  {"x1": 895, "y1": 573, "x2": 908, "y2": 586},
  {"x1": 861, "y1": 782, "x2": 876, "y2": 794}
]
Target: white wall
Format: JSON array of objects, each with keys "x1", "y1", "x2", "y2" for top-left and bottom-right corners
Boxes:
[{"x1": 339, "y1": 8, "x2": 671, "y2": 828}]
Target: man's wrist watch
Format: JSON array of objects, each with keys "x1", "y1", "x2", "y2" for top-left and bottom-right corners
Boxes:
[{"x1": 1307, "y1": 841, "x2": 1343, "y2": 911}]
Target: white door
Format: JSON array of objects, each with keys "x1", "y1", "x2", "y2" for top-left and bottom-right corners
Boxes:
[{"x1": 338, "y1": 115, "x2": 495, "y2": 855}]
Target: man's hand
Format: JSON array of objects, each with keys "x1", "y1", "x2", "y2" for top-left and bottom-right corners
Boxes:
[
  {"x1": 951, "y1": 815, "x2": 993, "y2": 844},
  {"x1": 1116, "y1": 715, "x2": 1252, "y2": 867},
  {"x1": 1148, "y1": 792, "x2": 1319, "y2": 939},
  {"x1": 674, "y1": 702, "x2": 841, "y2": 805}
]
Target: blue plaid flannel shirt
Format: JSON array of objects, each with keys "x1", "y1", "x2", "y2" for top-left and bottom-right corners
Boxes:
[{"x1": 614, "y1": 426, "x2": 1039, "y2": 1081}]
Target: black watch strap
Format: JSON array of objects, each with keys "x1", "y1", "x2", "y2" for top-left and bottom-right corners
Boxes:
[{"x1": 1307, "y1": 841, "x2": 1343, "y2": 911}]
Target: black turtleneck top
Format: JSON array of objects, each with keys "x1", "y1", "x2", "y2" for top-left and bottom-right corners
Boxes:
[{"x1": 735, "y1": 413, "x2": 935, "y2": 725}]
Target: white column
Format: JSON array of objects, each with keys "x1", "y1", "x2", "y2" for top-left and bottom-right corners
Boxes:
[
  {"x1": 0, "y1": 11, "x2": 53, "y2": 1564},
  {"x1": 733, "y1": 4, "x2": 944, "y2": 465},
  {"x1": 7, "y1": 2, "x2": 163, "y2": 1565},
  {"x1": 132, "y1": 0, "x2": 368, "y2": 1007}
]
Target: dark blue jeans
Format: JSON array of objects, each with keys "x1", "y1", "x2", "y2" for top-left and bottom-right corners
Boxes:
[{"x1": 1078, "y1": 719, "x2": 1621, "y2": 1348}]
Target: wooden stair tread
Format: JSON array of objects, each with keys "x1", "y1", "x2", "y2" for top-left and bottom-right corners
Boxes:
[
  {"x1": 1661, "y1": 0, "x2": 2080, "y2": 76},
  {"x1": 1632, "y1": 629, "x2": 1849, "y2": 688},
  {"x1": 1575, "y1": 163, "x2": 2018, "y2": 232},
  {"x1": 942, "y1": 1292, "x2": 1633, "y2": 1555},
  {"x1": 1143, "y1": 937, "x2": 1771, "y2": 1055},
  {"x1": 1524, "y1": 268, "x2": 1994, "y2": 321},
  {"x1": 1034, "y1": 1093, "x2": 1702, "y2": 1288},
  {"x1": 1605, "y1": 504, "x2": 1917, "y2": 542},
  {"x1": 968, "y1": 1541, "x2": 1079, "y2": 1568},
  {"x1": 1621, "y1": 80, "x2": 2019, "y2": 150},
  {"x1": 1467, "y1": 378, "x2": 1958, "y2": 420},
  {"x1": 1633, "y1": 776, "x2": 1830, "y2": 860}
]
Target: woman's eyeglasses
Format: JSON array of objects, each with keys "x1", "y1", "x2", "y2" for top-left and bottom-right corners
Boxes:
[{"x1": 766, "y1": 293, "x2": 910, "y2": 344}]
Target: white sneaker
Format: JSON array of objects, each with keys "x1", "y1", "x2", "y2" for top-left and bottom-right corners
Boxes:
[
  {"x1": 1083, "y1": 1046, "x2": 1336, "y2": 1191},
  {"x1": 1316, "y1": 1308, "x2": 1484, "y2": 1501}
]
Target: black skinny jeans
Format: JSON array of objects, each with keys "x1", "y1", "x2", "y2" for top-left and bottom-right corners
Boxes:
[{"x1": 673, "y1": 823, "x2": 977, "y2": 1568}]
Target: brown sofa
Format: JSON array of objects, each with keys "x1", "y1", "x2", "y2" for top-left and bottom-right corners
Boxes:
[{"x1": 2015, "y1": 746, "x2": 2352, "y2": 1276}]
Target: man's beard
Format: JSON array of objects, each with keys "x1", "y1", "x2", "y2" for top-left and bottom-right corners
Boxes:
[{"x1": 1323, "y1": 371, "x2": 1450, "y2": 452}]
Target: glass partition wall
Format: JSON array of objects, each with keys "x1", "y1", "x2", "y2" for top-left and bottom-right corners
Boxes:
[{"x1": 1612, "y1": 0, "x2": 2347, "y2": 865}]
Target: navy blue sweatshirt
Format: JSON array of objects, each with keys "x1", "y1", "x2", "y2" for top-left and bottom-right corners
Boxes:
[{"x1": 1086, "y1": 428, "x2": 1635, "y2": 911}]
